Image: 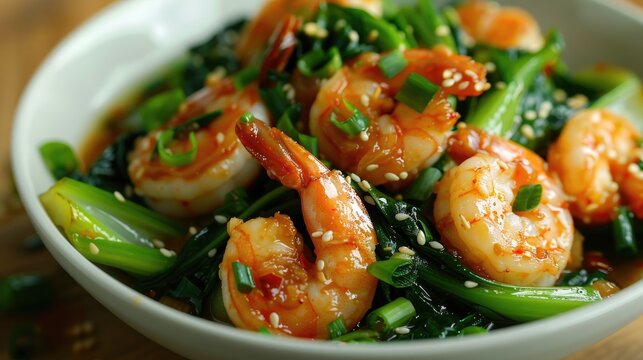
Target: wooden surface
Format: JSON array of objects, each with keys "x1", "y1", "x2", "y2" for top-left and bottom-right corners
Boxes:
[{"x1": 1, "y1": 1, "x2": 642, "y2": 359}]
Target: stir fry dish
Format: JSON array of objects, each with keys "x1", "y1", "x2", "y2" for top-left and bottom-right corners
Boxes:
[{"x1": 38, "y1": 0, "x2": 643, "y2": 341}]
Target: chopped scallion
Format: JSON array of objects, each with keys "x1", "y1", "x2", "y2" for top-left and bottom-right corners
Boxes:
[
  {"x1": 327, "y1": 317, "x2": 348, "y2": 339},
  {"x1": 378, "y1": 50, "x2": 408, "y2": 79},
  {"x1": 404, "y1": 167, "x2": 442, "y2": 203},
  {"x1": 139, "y1": 88, "x2": 185, "y2": 132},
  {"x1": 367, "y1": 258, "x2": 416, "y2": 288},
  {"x1": 156, "y1": 130, "x2": 198, "y2": 167},
  {"x1": 395, "y1": 72, "x2": 440, "y2": 113},
  {"x1": 613, "y1": 206, "x2": 638, "y2": 255},
  {"x1": 297, "y1": 47, "x2": 343, "y2": 78},
  {"x1": 232, "y1": 261, "x2": 255, "y2": 293},
  {"x1": 512, "y1": 184, "x2": 542, "y2": 212},
  {"x1": 366, "y1": 297, "x2": 416, "y2": 333},
  {"x1": 233, "y1": 66, "x2": 259, "y2": 90},
  {"x1": 330, "y1": 99, "x2": 370, "y2": 136}
]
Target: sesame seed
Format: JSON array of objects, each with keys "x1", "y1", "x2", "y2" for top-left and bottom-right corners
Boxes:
[
  {"x1": 316, "y1": 260, "x2": 325, "y2": 271},
  {"x1": 399, "y1": 171, "x2": 409, "y2": 180},
  {"x1": 459, "y1": 214, "x2": 471, "y2": 229},
  {"x1": 359, "y1": 131, "x2": 370, "y2": 141},
  {"x1": 303, "y1": 22, "x2": 318, "y2": 36},
  {"x1": 189, "y1": 226, "x2": 197, "y2": 235},
  {"x1": 269, "y1": 312, "x2": 280, "y2": 328},
  {"x1": 483, "y1": 83, "x2": 491, "y2": 90},
  {"x1": 366, "y1": 164, "x2": 379, "y2": 171},
  {"x1": 350, "y1": 173, "x2": 362, "y2": 183},
  {"x1": 429, "y1": 241, "x2": 444, "y2": 250},
  {"x1": 207, "y1": 248, "x2": 217, "y2": 258},
  {"x1": 497, "y1": 160, "x2": 509, "y2": 170},
  {"x1": 216, "y1": 132, "x2": 225, "y2": 144},
  {"x1": 383, "y1": 246, "x2": 393, "y2": 252},
  {"x1": 435, "y1": 25, "x2": 450, "y2": 37},
  {"x1": 524, "y1": 110, "x2": 537, "y2": 120},
  {"x1": 348, "y1": 30, "x2": 359, "y2": 43},
  {"x1": 416, "y1": 230, "x2": 426, "y2": 245},
  {"x1": 395, "y1": 213, "x2": 410, "y2": 221},
  {"x1": 495, "y1": 81, "x2": 507, "y2": 89},
  {"x1": 442, "y1": 69, "x2": 454, "y2": 79},
  {"x1": 464, "y1": 280, "x2": 478, "y2": 288},
  {"x1": 322, "y1": 230, "x2": 334, "y2": 242},
  {"x1": 398, "y1": 246, "x2": 416, "y2": 256},
  {"x1": 458, "y1": 81, "x2": 470, "y2": 90},
  {"x1": 452, "y1": 72, "x2": 463, "y2": 82},
  {"x1": 520, "y1": 124, "x2": 535, "y2": 139},
  {"x1": 152, "y1": 239, "x2": 165, "y2": 248},
  {"x1": 484, "y1": 62, "x2": 496, "y2": 73},
  {"x1": 89, "y1": 243, "x2": 99, "y2": 255},
  {"x1": 606, "y1": 149, "x2": 618, "y2": 160},
  {"x1": 457, "y1": 122, "x2": 467, "y2": 129},
  {"x1": 359, "y1": 180, "x2": 372, "y2": 191},
  {"x1": 385, "y1": 172, "x2": 400, "y2": 181},
  {"x1": 553, "y1": 89, "x2": 567, "y2": 103},
  {"x1": 628, "y1": 163, "x2": 640, "y2": 174},
  {"x1": 312, "y1": 231, "x2": 324, "y2": 238},
  {"x1": 360, "y1": 94, "x2": 370, "y2": 107},
  {"x1": 586, "y1": 203, "x2": 600, "y2": 212},
  {"x1": 395, "y1": 326, "x2": 411, "y2": 335},
  {"x1": 114, "y1": 191, "x2": 126, "y2": 203},
  {"x1": 368, "y1": 29, "x2": 379, "y2": 42},
  {"x1": 474, "y1": 82, "x2": 485, "y2": 92},
  {"x1": 364, "y1": 195, "x2": 376, "y2": 205},
  {"x1": 160, "y1": 248, "x2": 175, "y2": 258},
  {"x1": 442, "y1": 79, "x2": 456, "y2": 88},
  {"x1": 214, "y1": 215, "x2": 228, "y2": 224},
  {"x1": 335, "y1": 19, "x2": 347, "y2": 30},
  {"x1": 346, "y1": 175, "x2": 352, "y2": 183}
]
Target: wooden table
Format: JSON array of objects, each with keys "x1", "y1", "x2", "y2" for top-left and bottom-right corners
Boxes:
[{"x1": 1, "y1": 1, "x2": 642, "y2": 359}]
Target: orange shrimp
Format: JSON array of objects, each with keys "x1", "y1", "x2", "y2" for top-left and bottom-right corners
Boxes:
[
  {"x1": 128, "y1": 79, "x2": 269, "y2": 217},
  {"x1": 548, "y1": 109, "x2": 643, "y2": 223},
  {"x1": 434, "y1": 126, "x2": 574, "y2": 286},
  {"x1": 309, "y1": 48, "x2": 488, "y2": 189},
  {"x1": 236, "y1": 0, "x2": 383, "y2": 65},
  {"x1": 219, "y1": 118, "x2": 377, "y2": 338},
  {"x1": 456, "y1": 0, "x2": 543, "y2": 51}
]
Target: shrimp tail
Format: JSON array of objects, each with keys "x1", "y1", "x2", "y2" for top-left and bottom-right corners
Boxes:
[{"x1": 236, "y1": 117, "x2": 326, "y2": 190}]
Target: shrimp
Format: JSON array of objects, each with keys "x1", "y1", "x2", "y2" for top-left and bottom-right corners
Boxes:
[
  {"x1": 236, "y1": 0, "x2": 383, "y2": 65},
  {"x1": 434, "y1": 126, "x2": 574, "y2": 286},
  {"x1": 127, "y1": 78, "x2": 269, "y2": 218},
  {"x1": 309, "y1": 48, "x2": 488, "y2": 188},
  {"x1": 456, "y1": 0, "x2": 543, "y2": 51},
  {"x1": 547, "y1": 109, "x2": 643, "y2": 223},
  {"x1": 219, "y1": 118, "x2": 378, "y2": 338}
]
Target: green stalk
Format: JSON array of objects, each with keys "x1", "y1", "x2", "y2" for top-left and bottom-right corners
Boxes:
[{"x1": 466, "y1": 31, "x2": 564, "y2": 136}]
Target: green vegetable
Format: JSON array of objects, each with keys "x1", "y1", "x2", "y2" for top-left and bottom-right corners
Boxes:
[
  {"x1": 330, "y1": 99, "x2": 370, "y2": 136},
  {"x1": 367, "y1": 258, "x2": 417, "y2": 288},
  {"x1": 398, "y1": 0, "x2": 457, "y2": 52},
  {"x1": 557, "y1": 269, "x2": 607, "y2": 286},
  {"x1": 366, "y1": 297, "x2": 416, "y2": 332},
  {"x1": 404, "y1": 167, "x2": 442, "y2": 203},
  {"x1": 466, "y1": 31, "x2": 564, "y2": 136},
  {"x1": 156, "y1": 129, "x2": 198, "y2": 167},
  {"x1": 0, "y1": 275, "x2": 52, "y2": 313},
  {"x1": 395, "y1": 72, "x2": 440, "y2": 113},
  {"x1": 139, "y1": 88, "x2": 185, "y2": 132},
  {"x1": 39, "y1": 142, "x2": 79, "y2": 180},
  {"x1": 275, "y1": 107, "x2": 320, "y2": 156},
  {"x1": 232, "y1": 261, "x2": 255, "y2": 293},
  {"x1": 334, "y1": 329, "x2": 380, "y2": 343},
  {"x1": 327, "y1": 317, "x2": 348, "y2": 339},
  {"x1": 378, "y1": 50, "x2": 408, "y2": 79},
  {"x1": 233, "y1": 66, "x2": 259, "y2": 90},
  {"x1": 459, "y1": 326, "x2": 488, "y2": 336},
  {"x1": 297, "y1": 47, "x2": 343, "y2": 78},
  {"x1": 512, "y1": 184, "x2": 543, "y2": 212},
  {"x1": 613, "y1": 207, "x2": 638, "y2": 255}
]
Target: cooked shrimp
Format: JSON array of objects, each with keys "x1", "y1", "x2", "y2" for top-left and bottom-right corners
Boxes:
[
  {"x1": 456, "y1": 0, "x2": 543, "y2": 51},
  {"x1": 434, "y1": 126, "x2": 574, "y2": 286},
  {"x1": 548, "y1": 109, "x2": 643, "y2": 223},
  {"x1": 236, "y1": 0, "x2": 383, "y2": 65},
  {"x1": 128, "y1": 79, "x2": 269, "y2": 218},
  {"x1": 309, "y1": 48, "x2": 488, "y2": 188},
  {"x1": 220, "y1": 118, "x2": 378, "y2": 338}
]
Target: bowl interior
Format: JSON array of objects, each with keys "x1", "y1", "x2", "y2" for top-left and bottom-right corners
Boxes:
[{"x1": 12, "y1": 0, "x2": 643, "y2": 359}]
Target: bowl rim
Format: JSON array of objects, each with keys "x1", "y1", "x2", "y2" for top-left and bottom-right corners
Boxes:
[{"x1": 11, "y1": 0, "x2": 643, "y2": 357}]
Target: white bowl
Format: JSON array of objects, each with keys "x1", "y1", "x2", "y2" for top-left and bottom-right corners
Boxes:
[{"x1": 12, "y1": 0, "x2": 643, "y2": 359}]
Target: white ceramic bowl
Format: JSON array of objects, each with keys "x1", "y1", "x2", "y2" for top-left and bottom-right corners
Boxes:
[{"x1": 12, "y1": 1, "x2": 643, "y2": 359}]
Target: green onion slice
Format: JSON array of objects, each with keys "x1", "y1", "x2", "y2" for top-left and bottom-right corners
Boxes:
[
  {"x1": 139, "y1": 88, "x2": 185, "y2": 132},
  {"x1": 156, "y1": 130, "x2": 198, "y2": 167},
  {"x1": 366, "y1": 297, "x2": 416, "y2": 333},
  {"x1": 327, "y1": 317, "x2": 348, "y2": 339},
  {"x1": 404, "y1": 167, "x2": 442, "y2": 202},
  {"x1": 233, "y1": 66, "x2": 259, "y2": 90},
  {"x1": 330, "y1": 99, "x2": 370, "y2": 136},
  {"x1": 395, "y1": 72, "x2": 440, "y2": 113},
  {"x1": 297, "y1": 47, "x2": 343, "y2": 78},
  {"x1": 612, "y1": 206, "x2": 638, "y2": 255},
  {"x1": 378, "y1": 50, "x2": 408, "y2": 79},
  {"x1": 38, "y1": 141, "x2": 79, "y2": 180},
  {"x1": 232, "y1": 261, "x2": 255, "y2": 293},
  {"x1": 512, "y1": 184, "x2": 543, "y2": 212}
]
